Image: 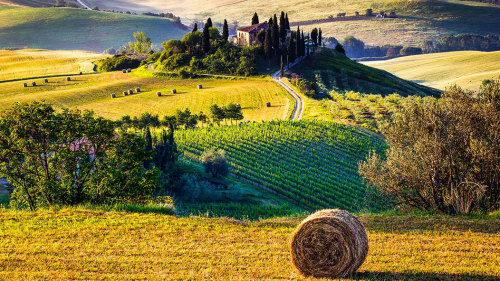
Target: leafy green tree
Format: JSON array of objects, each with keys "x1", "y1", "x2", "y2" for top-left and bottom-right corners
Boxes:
[
  {"x1": 222, "y1": 19, "x2": 229, "y2": 41},
  {"x1": 252, "y1": 12, "x2": 259, "y2": 25},
  {"x1": 127, "y1": 31, "x2": 152, "y2": 54},
  {"x1": 342, "y1": 36, "x2": 365, "y2": 58},
  {"x1": 201, "y1": 148, "x2": 230, "y2": 178},
  {"x1": 224, "y1": 103, "x2": 244, "y2": 124},
  {"x1": 209, "y1": 104, "x2": 225, "y2": 125}
]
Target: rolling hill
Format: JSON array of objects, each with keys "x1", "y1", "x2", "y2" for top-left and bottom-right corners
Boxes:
[
  {"x1": 0, "y1": 5, "x2": 188, "y2": 52},
  {"x1": 70, "y1": 0, "x2": 500, "y2": 47},
  {"x1": 363, "y1": 50, "x2": 500, "y2": 91},
  {"x1": 291, "y1": 48, "x2": 440, "y2": 96}
]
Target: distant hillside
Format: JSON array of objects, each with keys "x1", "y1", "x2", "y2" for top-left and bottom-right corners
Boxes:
[
  {"x1": 0, "y1": 6, "x2": 188, "y2": 52},
  {"x1": 363, "y1": 51, "x2": 500, "y2": 91},
  {"x1": 75, "y1": 0, "x2": 500, "y2": 47},
  {"x1": 291, "y1": 48, "x2": 439, "y2": 97}
]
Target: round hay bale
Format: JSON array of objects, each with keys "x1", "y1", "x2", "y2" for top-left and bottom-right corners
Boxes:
[
  {"x1": 290, "y1": 209, "x2": 368, "y2": 278},
  {"x1": 157, "y1": 92, "x2": 162, "y2": 97},
  {"x1": 123, "y1": 91, "x2": 128, "y2": 96},
  {"x1": 127, "y1": 68, "x2": 131, "y2": 73},
  {"x1": 236, "y1": 104, "x2": 241, "y2": 108},
  {"x1": 44, "y1": 79, "x2": 49, "y2": 83},
  {"x1": 266, "y1": 102, "x2": 271, "y2": 107},
  {"x1": 122, "y1": 69, "x2": 127, "y2": 73},
  {"x1": 111, "y1": 93, "x2": 116, "y2": 98},
  {"x1": 23, "y1": 83, "x2": 27, "y2": 87},
  {"x1": 79, "y1": 71, "x2": 83, "y2": 75},
  {"x1": 197, "y1": 84, "x2": 203, "y2": 89},
  {"x1": 32, "y1": 82, "x2": 36, "y2": 86},
  {"x1": 128, "y1": 89, "x2": 134, "y2": 95},
  {"x1": 171, "y1": 89, "x2": 177, "y2": 94},
  {"x1": 135, "y1": 88, "x2": 140, "y2": 93},
  {"x1": 66, "y1": 77, "x2": 71, "y2": 81}
]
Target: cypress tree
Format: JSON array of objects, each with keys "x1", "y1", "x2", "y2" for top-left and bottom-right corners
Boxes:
[
  {"x1": 280, "y1": 55, "x2": 284, "y2": 77},
  {"x1": 202, "y1": 24, "x2": 210, "y2": 54},
  {"x1": 295, "y1": 27, "x2": 301, "y2": 59},
  {"x1": 192, "y1": 23, "x2": 198, "y2": 33},
  {"x1": 285, "y1": 13, "x2": 290, "y2": 30},
  {"x1": 264, "y1": 27, "x2": 273, "y2": 59},
  {"x1": 206, "y1": 18, "x2": 213, "y2": 28},
  {"x1": 271, "y1": 14, "x2": 280, "y2": 52},
  {"x1": 288, "y1": 35, "x2": 295, "y2": 63},
  {"x1": 144, "y1": 127, "x2": 153, "y2": 169},
  {"x1": 268, "y1": 17, "x2": 273, "y2": 27},
  {"x1": 222, "y1": 19, "x2": 229, "y2": 41},
  {"x1": 301, "y1": 31, "x2": 305, "y2": 56},
  {"x1": 319, "y1": 28, "x2": 323, "y2": 47},
  {"x1": 306, "y1": 34, "x2": 310, "y2": 55},
  {"x1": 279, "y1": 11, "x2": 287, "y2": 42},
  {"x1": 252, "y1": 12, "x2": 259, "y2": 25},
  {"x1": 311, "y1": 28, "x2": 318, "y2": 46}
]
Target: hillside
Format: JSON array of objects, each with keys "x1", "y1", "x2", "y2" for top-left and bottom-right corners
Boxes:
[
  {"x1": 291, "y1": 48, "x2": 439, "y2": 96},
  {"x1": 0, "y1": 5, "x2": 187, "y2": 52},
  {"x1": 0, "y1": 209, "x2": 498, "y2": 280},
  {"x1": 76, "y1": 0, "x2": 500, "y2": 47},
  {"x1": 175, "y1": 120, "x2": 387, "y2": 211},
  {"x1": 363, "y1": 50, "x2": 500, "y2": 91}
]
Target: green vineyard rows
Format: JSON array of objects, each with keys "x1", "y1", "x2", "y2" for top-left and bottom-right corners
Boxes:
[{"x1": 175, "y1": 120, "x2": 387, "y2": 211}]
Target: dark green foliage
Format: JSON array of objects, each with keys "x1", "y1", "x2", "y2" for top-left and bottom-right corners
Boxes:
[
  {"x1": 202, "y1": 24, "x2": 211, "y2": 54},
  {"x1": 152, "y1": 129, "x2": 178, "y2": 173},
  {"x1": 295, "y1": 27, "x2": 301, "y2": 59},
  {"x1": 343, "y1": 36, "x2": 365, "y2": 58},
  {"x1": 96, "y1": 55, "x2": 140, "y2": 72},
  {"x1": 291, "y1": 77, "x2": 317, "y2": 97},
  {"x1": 0, "y1": 102, "x2": 159, "y2": 210},
  {"x1": 279, "y1": 11, "x2": 287, "y2": 43},
  {"x1": 252, "y1": 12, "x2": 259, "y2": 25},
  {"x1": 206, "y1": 18, "x2": 213, "y2": 28},
  {"x1": 319, "y1": 28, "x2": 323, "y2": 47},
  {"x1": 201, "y1": 148, "x2": 230, "y2": 178},
  {"x1": 209, "y1": 104, "x2": 225, "y2": 125},
  {"x1": 422, "y1": 34, "x2": 500, "y2": 53},
  {"x1": 271, "y1": 14, "x2": 280, "y2": 52},
  {"x1": 311, "y1": 28, "x2": 318, "y2": 46},
  {"x1": 285, "y1": 13, "x2": 290, "y2": 30},
  {"x1": 264, "y1": 27, "x2": 273, "y2": 59},
  {"x1": 192, "y1": 23, "x2": 198, "y2": 33},
  {"x1": 400, "y1": 46, "x2": 423, "y2": 56},
  {"x1": 366, "y1": 9, "x2": 373, "y2": 16},
  {"x1": 288, "y1": 36, "x2": 296, "y2": 63},
  {"x1": 222, "y1": 19, "x2": 229, "y2": 41}
]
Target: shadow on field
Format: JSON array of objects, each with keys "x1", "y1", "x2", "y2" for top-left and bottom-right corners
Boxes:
[{"x1": 353, "y1": 271, "x2": 500, "y2": 281}]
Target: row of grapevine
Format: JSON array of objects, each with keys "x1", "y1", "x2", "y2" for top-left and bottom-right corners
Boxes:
[{"x1": 174, "y1": 120, "x2": 387, "y2": 211}]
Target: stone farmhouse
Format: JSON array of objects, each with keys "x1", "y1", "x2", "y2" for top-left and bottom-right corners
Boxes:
[{"x1": 232, "y1": 22, "x2": 269, "y2": 46}]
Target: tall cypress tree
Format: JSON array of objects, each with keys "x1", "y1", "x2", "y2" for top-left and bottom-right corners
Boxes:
[
  {"x1": 192, "y1": 23, "x2": 198, "y2": 33},
  {"x1": 206, "y1": 18, "x2": 213, "y2": 28},
  {"x1": 202, "y1": 24, "x2": 210, "y2": 54},
  {"x1": 268, "y1": 17, "x2": 273, "y2": 27},
  {"x1": 288, "y1": 35, "x2": 295, "y2": 64},
  {"x1": 311, "y1": 28, "x2": 318, "y2": 46},
  {"x1": 279, "y1": 11, "x2": 287, "y2": 42},
  {"x1": 306, "y1": 34, "x2": 310, "y2": 55},
  {"x1": 252, "y1": 12, "x2": 259, "y2": 25},
  {"x1": 301, "y1": 31, "x2": 306, "y2": 56},
  {"x1": 264, "y1": 27, "x2": 272, "y2": 59},
  {"x1": 318, "y1": 28, "x2": 323, "y2": 47},
  {"x1": 272, "y1": 14, "x2": 280, "y2": 52},
  {"x1": 285, "y1": 13, "x2": 290, "y2": 30},
  {"x1": 222, "y1": 19, "x2": 229, "y2": 41},
  {"x1": 295, "y1": 27, "x2": 301, "y2": 59}
]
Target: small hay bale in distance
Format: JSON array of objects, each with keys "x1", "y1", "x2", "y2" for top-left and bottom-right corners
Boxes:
[
  {"x1": 44, "y1": 79, "x2": 49, "y2": 83},
  {"x1": 79, "y1": 71, "x2": 83, "y2": 75},
  {"x1": 157, "y1": 92, "x2": 162, "y2": 97},
  {"x1": 66, "y1": 77, "x2": 71, "y2": 81},
  {"x1": 23, "y1": 83, "x2": 27, "y2": 87},
  {"x1": 127, "y1": 68, "x2": 131, "y2": 73},
  {"x1": 266, "y1": 102, "x2": 271, "y2": 107},
  {"x1": 290, "y1": 209, "x2": 368, "y2": 279},
  {"x1": 128, "y1": 89, "x2": 134, "y2": 95},
  {"x1": 31, "y1": 82, "x2": 36, "y2": 87},
  {"x1": 111, "y1": 93, "x2": 116, "y2": 98},
  {"x1": 122, "y1": 69, "x2": 127, "y2": 73},
  {"x1": 123, "y1": 91, "x2": 128, "y2": 96},
  {"x1": 171, "y1": 89, "x2": 177, "y2": 94},
  {"x1": 135, "y1": 88, "x2": 140, "y2": 93},
  {"x1": 197, "y1": 84, "x2": 203, "y2": 89},
  {"x1": 236, "y1": 104, "x2": 241, "y2": 108}
]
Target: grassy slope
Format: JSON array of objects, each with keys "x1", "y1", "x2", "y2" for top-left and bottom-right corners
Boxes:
[
  {"x1": 0, "y1": 209, "x2": 498, "y2": 280},
  {"x1": 0, "y1": 5, "x2": 187, "y2": 52},
  {"x1": 80, "y1": 0, "x2": 500, "y2": 47},
  {"x1": 363, "y1": 51, "x2": 500, "y2": 91},
  {"x1": 0, "y1": 49, "x2": 107, "y2": 81},
  {"x1": 293, "y1": 48, "x2": 440, "y2": 96}
]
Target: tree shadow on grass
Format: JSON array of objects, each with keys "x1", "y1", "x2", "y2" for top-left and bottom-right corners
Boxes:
[{"x1": 351, "y1": 271, "x2": 499, "y2": 281}]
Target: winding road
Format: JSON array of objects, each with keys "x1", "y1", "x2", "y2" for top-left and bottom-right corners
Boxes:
[
  {"x1": 272, "y1": 62, "x2": 304, "y2": 121},
  {"x1": 76, "y1": 0, "x2": 91, "y2": 9}
]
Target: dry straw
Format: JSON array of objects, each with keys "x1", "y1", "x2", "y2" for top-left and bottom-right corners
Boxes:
[{"x1": 290, "y1": 209, "x2": 368, "y2": 278}]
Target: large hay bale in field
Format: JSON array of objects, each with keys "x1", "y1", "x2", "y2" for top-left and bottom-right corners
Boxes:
[
  {"x1": 111, "y1": 93, "x2": 116, "y2": 98},
  {"x1": 128, "y1": 89, "x2": 134, "y2": 95},
  {"x1": 123, "y1": 91, "x2": 128, "y2": 96},
  {"x1": 157, "y1": 92, "x2": 162, "y2": 97},
  {"x1": 198, "y1": 84, "x2": 203, "y2": 89},
  {"x1": 135, "y1": 88, "x2": 140, "y2": 93},
  {"x1": 290, "y1": 209, "x2": 368, "y2": 278},
  {"x1": 171, "y1": 89, "x2": 177, "y2": 94},
  {"x1": 31, "y1": 82, "x2": 36, "y2": 87},
  {"x1": 266, "y1": 102, "x2": 271, "y2": 107},
  {"x1": 44, "y1": 79, "x2": 49, "y2": 83},
  {"x1": 79, "y1": 71, "x2": 83, "y2": 75},
  {"x1": 122, "y1": 69, "x2": 127, "y2": 73},
  {"x1": 23, "y1": 83, "x2": 27, "y2": 87},
  {"x1": 127, "y1": 68, "x2": 131, "y2": 73},
  {"x1": 66, "y1": 77, "x2": 71, "y2": 81}
]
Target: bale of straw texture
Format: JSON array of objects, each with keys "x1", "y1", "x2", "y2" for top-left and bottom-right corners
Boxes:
[
  {"x1": 172, "y1": 89, "x2": 177, "y2": 94},
  {"x1": 157, "y1": 92, "x2": 162, "y2": 97},
  {"x1": 79, "y1": 71, "x2": 83, "y2": 75},
  {"x1": 23, "y1": 83, "x2": 27, "y2": 87},
  {"x1": 123, "y1": 91, "x2": 128, "y2": 96},
  {"x1": 128, "y1": 89, "x2": 134, "y2": 95},
  {"x1": 66, "y1": 77, "x2": 71, "y2": 81},
  {"x1": 135, "y1": 88, "x2": 140, "y2": 92},
  {"x1": 266, "y1": 102, "x2": 271, "y2": 107},
  {"x1": 111, "y1": 93, "x2": 116, "y2": 98},
  {"x1": 290, "y1": 209, "x2": 368, "y2": 278},
  {"x1": 198, "y1": 84, "x2": 203, "y2": 89},
  {"x1": 127, "y1": 68, "x2": 131, "y2": 73},
  {"x1": 44, "y1": 79, "x2": 49, "y2": 83},
  {"x1": 32, "y1": 82, "x2": 36, "y2": 86},
  {"x1": 122, "y1": 69, "x2": 127, "y2": 73}
]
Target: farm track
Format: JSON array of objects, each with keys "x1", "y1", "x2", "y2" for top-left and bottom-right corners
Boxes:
[{"x1": 272, "y1": 61, "x2": 304, "y2": 121}]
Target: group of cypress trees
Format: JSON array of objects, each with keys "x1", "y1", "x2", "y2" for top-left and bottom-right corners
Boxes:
[{"x1": 197, "y1": 17, "x2": 231, "y2": 54}]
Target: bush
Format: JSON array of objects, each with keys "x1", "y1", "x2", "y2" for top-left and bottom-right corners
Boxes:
[
  {"x1": 201, "y1": 149, "x2": 230, "y2": 178},
  {"x1": 96, "y1": 55, "x2": 140, "y2": 72},
  {"x1": 399, "y1": 46, "x2": 423, "y2": 56}
]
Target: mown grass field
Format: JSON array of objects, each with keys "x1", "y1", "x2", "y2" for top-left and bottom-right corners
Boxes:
[
  {"x1": 0, "y1": 209, "x2": 498, "y2": 280},
  {"x1": 78, "y1": 0, "x2": 500, "y2": 47},
  {"x1": 0, "y1": 49, "x2": 106, "y2": 82},
  {"x1": 363, "y1": 51, "x2": 500, "y2": 91},
  {"x1": 0, "y1": 5, "x2": 187, "y2": 52}
]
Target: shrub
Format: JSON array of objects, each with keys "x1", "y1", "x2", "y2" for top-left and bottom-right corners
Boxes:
[
  {"x1": 201, "y1": 149, "x2": 230, "y2": 178},
  {"x1": 96, "y1": 55, "x2": 140, "y2": 72}
]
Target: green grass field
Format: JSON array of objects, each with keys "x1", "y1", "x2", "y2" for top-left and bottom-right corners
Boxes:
[
  {"x1": 363, "y1": 51, "x2": 500, "y2": 91},
  {"x1": 0, "y1": 209, "x2": 498, "y2": 280},
  {"x1": 75, "y1": 0, "x2": 500, "y2": 47},
  {"x1": 0, "y1": 5, "x2": 187, "y2": 52}
]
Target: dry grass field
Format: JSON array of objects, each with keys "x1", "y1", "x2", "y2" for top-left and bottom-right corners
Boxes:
[
  {"x1": 0, "y1": 209, "x2": 498, "y2": 280},
  {"x1": 363, "y1": 51, "x2": 500, "y2": 91}
]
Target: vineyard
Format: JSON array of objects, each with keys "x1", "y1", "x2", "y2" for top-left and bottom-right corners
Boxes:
[{"x1": 175, "y1": 120, "x2": 387, "y2": 211}]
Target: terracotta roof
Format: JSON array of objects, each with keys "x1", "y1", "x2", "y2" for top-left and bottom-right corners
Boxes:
[{"x1": 237, "y1": 22, "x2": 268, "y2": 33}]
